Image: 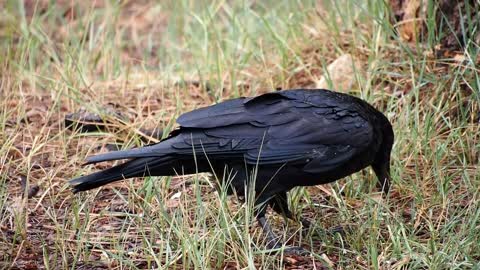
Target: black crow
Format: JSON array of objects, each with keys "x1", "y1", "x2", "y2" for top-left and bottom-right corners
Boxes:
[{"x1": 70, "y1": 88, "x2": 394, "y2": 252}]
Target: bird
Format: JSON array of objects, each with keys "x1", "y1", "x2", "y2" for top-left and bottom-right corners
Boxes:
[{"x1": 70, "y1": 88, "x2": 394, "y2": 253}]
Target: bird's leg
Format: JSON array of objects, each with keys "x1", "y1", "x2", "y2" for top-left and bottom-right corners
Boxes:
[
  {"x1": 252, "y1": 193, "x2": 308, "y2": 254},
  {"x1": 269, "y1": 192, "x2": 311, "y2": 229},
  {"x1": 257, "y1": 215, "x2": 309, "y2": 255},
  {"x1": 255, "y1": 197, "x2": 281, "y2": 249},
  {"x1": 257, "y1": 215, "x2": 281, "y2": 249},
  {"x1": 269, "y1": 193, "x2": 344, "y2": 236}
]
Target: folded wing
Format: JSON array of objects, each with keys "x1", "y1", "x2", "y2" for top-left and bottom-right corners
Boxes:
[{"x1": 174, "y1": 90, "x2": 373, "y2": 170}]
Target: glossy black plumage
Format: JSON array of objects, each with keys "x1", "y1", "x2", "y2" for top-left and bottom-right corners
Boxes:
[{"x1": 70, "y1": 88, "x2": 394, "y2": 251}]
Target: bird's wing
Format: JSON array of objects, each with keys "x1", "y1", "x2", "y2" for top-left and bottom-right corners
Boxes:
[
  {"x1": 86, "y1": 90, "x2": 373, "y2": 169},
  {"x1": 174, "y1": 90, "x2": 373, "y2": 167},
  {"x1": 176, "y1": 91, "x2": 299, "y2": 128}
]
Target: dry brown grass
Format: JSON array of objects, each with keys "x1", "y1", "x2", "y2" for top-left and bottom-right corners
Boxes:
[{"x1": 1, "y1": 0, "x2": 479, "y2": 269}]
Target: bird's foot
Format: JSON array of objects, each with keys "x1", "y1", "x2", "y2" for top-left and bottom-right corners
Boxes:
[
  {"x1": 299, "y1": 217, "x2": 312, "y2": 229},
  {"x1": 282, "y1": 246, "x2": 310, "y2": 255},
  {"x1": 265, "y1": 242, "x2": 310, "y2": 256},
  {"x1": 328, "y1": 225, "x2": 346, "y2": 237},
  {"x1": 258, "y1": 216, "x2": 310, "y2": 256}
]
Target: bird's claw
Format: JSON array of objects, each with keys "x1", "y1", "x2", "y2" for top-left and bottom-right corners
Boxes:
[
  {"x1": 328, "y1": 225, "x2": 346, "y2": 237},
  {"x1": 299, "y1": 218, "x2": 312, "y2": 229},
  {"x1": 265, "y1": 244, "x2": 310, "y2": 256},
  {"x1": 282, "y1": 246, "x2": 310, "y2": 255}
]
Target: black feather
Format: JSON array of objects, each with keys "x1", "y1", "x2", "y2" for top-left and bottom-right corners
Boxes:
[{"x1": 69, "y1": 88, "x2": 394, "y2": 248}]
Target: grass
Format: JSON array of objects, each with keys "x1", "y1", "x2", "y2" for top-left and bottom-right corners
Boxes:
[{"x1": 0, "y1": 0, "x2": 479, "y2": 269}]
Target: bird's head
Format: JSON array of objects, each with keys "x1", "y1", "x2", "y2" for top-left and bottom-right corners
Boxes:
[{"x1": 372, "y1": 115, "x2": 394, "y2": 195}]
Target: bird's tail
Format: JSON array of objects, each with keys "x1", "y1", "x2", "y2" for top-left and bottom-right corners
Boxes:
[
  {"x1": 70, "y1": 156, "x2": 171, "y2": 193},
  {"x1": 83, "y1": 143, "x2": 170, "y2": 165}
]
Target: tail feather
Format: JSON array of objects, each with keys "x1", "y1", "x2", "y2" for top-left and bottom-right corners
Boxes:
[
  {"x1": 85, "y1": 143, "x2": 171, "y2": 165},
  {"x1": 70, "y1": 157, "x2": 170, "y2": 192}
]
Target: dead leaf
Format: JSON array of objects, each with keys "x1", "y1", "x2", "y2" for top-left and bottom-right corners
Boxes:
[
  {"x1": 453, "y1": 54, "x2": 466, "y2": 63},
  {"x1": 315, "y1": 54, "x2": 362, "y2": 91},
  {"x1": 320, "y1": 253, "x2": 335, "y2": 268},
  {"x1": 398, "y1": 0, "x2": 424, "y2": 42}
]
